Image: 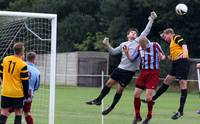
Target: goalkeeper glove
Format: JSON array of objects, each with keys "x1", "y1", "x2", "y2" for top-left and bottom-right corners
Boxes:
[
  {"x1": 102, "y1": 37, "x2": 110, "y2": 47},
  {"x1": 149, "y1": 11, "x2": 157, "y2": 20}
]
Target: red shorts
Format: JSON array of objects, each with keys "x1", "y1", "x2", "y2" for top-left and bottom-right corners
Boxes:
[
  {"x1": 23, "y1": 101, "x2": 32, "y2": 113},
  {"x1": 136, "y1": 69, "x2": 160, "y2": 90}
]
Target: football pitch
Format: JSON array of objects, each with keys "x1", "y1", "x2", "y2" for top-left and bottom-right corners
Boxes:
[{"x1": 55, "y1": 86, "x2": 200, "y2": 124}]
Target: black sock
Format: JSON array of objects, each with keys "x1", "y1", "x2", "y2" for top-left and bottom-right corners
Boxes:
[
  {"x1": 14, "y1": 115, "x2": 22, "y2": 124},
  {"x1": 152, "y1": 83, "x2": 169, "y2": 101},
  {"x1": 0, "y1": 114, "x2": 7, "y2": 124},
  {"x1": 178, "y1": 89, "x2": 188, "y2": 113},
  {"x1": 110, "y1": 93, "x2": 122, "y2": 108},
  {"x1": 96, "y1": 85, "x2": 111, "y2": 101}
]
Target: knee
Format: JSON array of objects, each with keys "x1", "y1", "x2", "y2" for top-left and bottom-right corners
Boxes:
[
  {"x1": 106, "y1": 79, "x2": 115, "y2": 87},
  {"x1": 164, "y1": 78, "x2": 170, "y2": 85},
  {"x1": 24, "y1": 112, "x2": 30, "y2": 117},
  {"x1": 134, "y1": 91, "x2": 141, "y2": 98},
  {"x1": 179, "y1": 80, "x2": 187, "y2": 89},
  {"x1": 117, "y1": 86, "x2": 124, "y2": 94},
  {"x1": 146, "y1": 94, "x2": 152, "y2": 101}
]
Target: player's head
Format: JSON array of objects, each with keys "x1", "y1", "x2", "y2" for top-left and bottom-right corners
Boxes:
[
  {"x1": 27, "y1": 52, "x2": 37, "y2": 64},
  {"x1": 160, "y1": 28, "x2": 175, "y2": 43},
  {"x1": 139, "y1": 36, "x2": 148, "y2": 49},
  {"x1": 13, "y1": 42, "x2": 25, "y2": 57},
  {"x1": 127, "y1": 28, "x2": 139, "y2": 40}
]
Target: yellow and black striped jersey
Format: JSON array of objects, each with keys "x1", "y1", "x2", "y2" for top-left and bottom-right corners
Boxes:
[
  {"x1": 0, "y1": 55, "x2": 29, "y2": 98},
  {"x1": 170, "y1": 35, "x2": 189, "y2": 61}
]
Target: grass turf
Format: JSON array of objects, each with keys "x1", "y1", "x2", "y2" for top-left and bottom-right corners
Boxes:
[{"x1": 55, "y1": 86, "x2": 200, "y2": 124}]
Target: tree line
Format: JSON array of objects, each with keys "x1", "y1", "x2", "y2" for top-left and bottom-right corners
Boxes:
[{"x1": 0, "y1": 0, "x2": 199, "y2": 75}]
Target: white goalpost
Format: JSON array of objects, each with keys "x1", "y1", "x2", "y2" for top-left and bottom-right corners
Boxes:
[
  {"x1": 0, "y1": 11, "x2": 57, "y2": 124},
  {"x1": 197, "y1": 68, "x2": 200, "y2": 92}
]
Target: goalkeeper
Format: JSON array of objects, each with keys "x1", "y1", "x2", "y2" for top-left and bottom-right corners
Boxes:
[{"x1": 86, "y1": 11, "x2": 157, "y2": 115}]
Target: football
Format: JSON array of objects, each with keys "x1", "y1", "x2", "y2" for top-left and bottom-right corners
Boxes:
[{"x1": 175, "y1": 3, "x2": 188, "y2": 15}]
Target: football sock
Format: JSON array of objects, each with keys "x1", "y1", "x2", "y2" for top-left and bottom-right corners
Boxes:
[
  {"x1": 25, "y1": 115, "x2": 33, "y2": 124},
  {"x1": 110, "y1": 93, "x2": 122, "y2": 108},
  {"x1": 178, "y1": 89, "x2": 188, "y2": 113},
  {"x1": 152, "y1": 83, "x2": 169, "y2": 101},
  {"x1": 14, "y1": 115, "x2": 22, "y2": 124},
  {"x1": 96, "y1": 85, "x2": 111, "y2": 101},
  {"x1": 147, "y1": 100, "x2": 154, "y2": 119},
  {"x1": 0, "y1": 115, "x2": 7, "y2": 124},
  {"x1": 134, "y1": 97, "x2": 141, "y2": 119}
]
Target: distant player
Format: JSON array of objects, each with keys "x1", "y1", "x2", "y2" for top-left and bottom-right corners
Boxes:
[
  {"x1": 86, "y1": 11, "x2": 157, "y2": 115},
  {"x1": 124, "y1": 36, "x2": 165, "y2": 124},
  {"x1": 142, "y1": 28, "x2": 190, "y2": 120},
  {"x1": 0, "y1": 42, "x2": 29, "y2": 124},
  {"x1": 196, "y1": 63, "x2": 200, "y2": 114},
  {"x1": 24, "y1": 52, "x2": 40, "y2": 124}
]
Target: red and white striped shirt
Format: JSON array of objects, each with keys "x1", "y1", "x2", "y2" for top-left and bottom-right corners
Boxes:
[{"x1": 130, "y1": 41, "x2": 164, "y2": 70}]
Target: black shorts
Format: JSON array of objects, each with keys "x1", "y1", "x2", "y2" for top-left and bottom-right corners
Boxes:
[
  {"x1": 169, "y1": 59, "x2": 189, "y2": 80},
  {"x1": 1, "y1": 96, "x2": 24, "y2": 109},
  {"x1": 110, "y1": 68, "x2": 135, "y2": 87}
]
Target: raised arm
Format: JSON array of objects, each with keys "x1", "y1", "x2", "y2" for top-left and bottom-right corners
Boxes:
[
  {"x1": 135, "y1": 11, "x2": 157, "y2": 42},
  {"x1": 102, "y1": 37, "x2": 122, "y2": 55},
  {"x1": 140, "y1": 11, "x2": 157, "y2": 36}
]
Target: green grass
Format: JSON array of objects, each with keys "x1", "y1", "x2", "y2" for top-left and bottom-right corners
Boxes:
[{"x1": 55, "y1": 86, "x2": 200, "y2": 124}]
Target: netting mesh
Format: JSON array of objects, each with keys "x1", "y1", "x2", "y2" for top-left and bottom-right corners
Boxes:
[{"x1": 0, "y1": 16, "x2": 52, "y2": 124}]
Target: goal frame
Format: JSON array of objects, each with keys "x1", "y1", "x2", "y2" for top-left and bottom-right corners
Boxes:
[{"x1": 0, "y1": 11, "x2": 57, "y2": 124}]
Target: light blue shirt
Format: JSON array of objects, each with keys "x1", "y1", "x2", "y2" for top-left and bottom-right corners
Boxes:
[{"x1": 27, "y1": 61, "x2": 40, "y2": 97}]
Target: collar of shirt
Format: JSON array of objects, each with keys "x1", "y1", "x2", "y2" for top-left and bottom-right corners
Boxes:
[{"x1": 27, "y1": 61, "x2": 35, "y2": 67}]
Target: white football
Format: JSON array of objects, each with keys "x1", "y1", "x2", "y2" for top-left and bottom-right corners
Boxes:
[{"x1": 175, "y1": 3, "x2": 188, "y2": 15}]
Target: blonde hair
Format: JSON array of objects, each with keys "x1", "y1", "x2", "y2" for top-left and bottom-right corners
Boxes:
[{"x1": 139, "y1": 36, "x2": 148, "y2": 47}]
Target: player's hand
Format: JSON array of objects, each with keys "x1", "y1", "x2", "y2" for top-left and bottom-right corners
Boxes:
[
  {"x1": 159, "y1": 52, "x2": 165, "y2": 61},
  {"x1": 102, "y1": 37, "x2": 110, "y2": 46},
  {"x1": 149, "y1": 11, "x2": 157, "y2": 20},
  {"x1": 123, "y1": 45, "x2": 129, "y2": 54}
]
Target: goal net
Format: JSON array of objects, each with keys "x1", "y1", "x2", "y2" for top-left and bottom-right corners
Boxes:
[{"x1": 0, "y1": 11, "x2": 57, "y2": 124}]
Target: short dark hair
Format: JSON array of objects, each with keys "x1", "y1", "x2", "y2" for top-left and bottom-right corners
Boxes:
[
  {"x1": 27, "y1": 52, "x2": 36, "y2": 62},
  {"x1": 127, "y1": 28, "x2": 139, "y2": 35},
  {"x1": 13, "y1": 42, "x2": 24, "y2": 55}
]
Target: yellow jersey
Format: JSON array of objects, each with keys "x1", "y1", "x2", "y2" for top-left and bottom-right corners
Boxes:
[
  {"x1": 0, "y1": 55, "x2": 29, "y2": 98},
  {"x1": 170, "y1": 35, "x2": 189, "y2": 61}
]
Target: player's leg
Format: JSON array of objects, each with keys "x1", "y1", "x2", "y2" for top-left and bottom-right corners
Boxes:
[
  {"x1": 142, "y1": 70, "x2": 159, "y2": 124},
  {"x1": 142, "y1": 89, "x2": 154, "y2": 124},
  {"x1": 152, "y1": 74, "x2": 175, "y2": 101},
  {"x1": 14, "y1": 108, "x2": 23, "y2": 124},
  {"x1": 178, "y1": 80, "x2": 188, "y2": 113},
  {"x1": 102, "y1": 69, "x2": 135, "y2": 115},
  {"x1": 0, "y1": 96, "x2": 13, "y2": 124},
  {"x1": 171, "y1": 79, "x2": 187, "y2": 120},
  {"x1": 171, "y1": 59, "x2": 189, "y2": 120},
  {"x1": 0, "y1": 108, "x2": 10, "y2": 124},
  {"x1": 14, "y1": 97, "x2": 24, "y2": 124},
  {"x1": 102, "y1": 84, "x2": 124, "y2": 115},
  {"x1": 24, "y1": 101, "x2": 33, "y2": 124},
  {"x1": 86, "y1": 78, "x2": 116, "y2": 105},
  {"x1": 132, "y1": 88, "x2": 143, "y2": 124}
]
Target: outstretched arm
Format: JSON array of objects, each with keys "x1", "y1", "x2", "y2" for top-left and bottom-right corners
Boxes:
[
  {"x1": 102, "y1": 37, "x2": 122, "y2": 55},
  {"x1": 136, "y1": 11, "x2": 157, "y2": 43}
]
